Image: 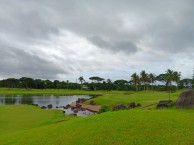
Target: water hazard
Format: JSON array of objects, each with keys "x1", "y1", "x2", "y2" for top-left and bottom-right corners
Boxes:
[{"x1": 0, "y1": 95, "x2": 95, "y2": 116}]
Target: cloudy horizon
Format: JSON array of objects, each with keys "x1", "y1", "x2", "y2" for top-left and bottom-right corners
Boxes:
[{"x1": 0, "y1": 0, "x2": 194, "y2": 82}]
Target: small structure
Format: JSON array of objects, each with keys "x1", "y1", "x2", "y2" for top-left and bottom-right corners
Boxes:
[
  {"x1": 82, "y1": 85, "x2": 89, "y2": 90},
  {"x1": 176, "y1": 89, "x2": 194, "y2": 108}
]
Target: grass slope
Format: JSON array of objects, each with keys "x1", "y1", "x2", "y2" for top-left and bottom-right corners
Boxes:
[
  {"x1": 86, "y1": 90, "x2": 183, "y2": 107},
  {"x1": 0, "y1": 88, "x2": 193, "y2": 145},
  {"x1": 0, "y1": 108, "x2": 193, "y2": 145},
  {"x1": 0, "y1": 105, "x2": 74, "y2": 135}
]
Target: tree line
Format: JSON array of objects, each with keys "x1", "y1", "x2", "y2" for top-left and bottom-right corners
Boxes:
[{"x1": 0, "y1": 69, "x2": 193, "y2": 91}]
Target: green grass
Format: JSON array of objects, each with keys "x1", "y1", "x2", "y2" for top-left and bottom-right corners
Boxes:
[
  {"x1": 0, "y1": 105, "x2": 74, "y2": 135},
  {"x1": 0, "y1": 88, "x2": 105, "y2": 96},
  {"x1": 0, "y1": 88, "x2": 193, "y2": 145},
  {"x1": 86, "y1": 90, "x2": 183, "y2": 107},
  {"x1": 0, "y1": 88, "x2": 183, "y2": 108},
  {"x1": 0, "y1": 108, "x2": 193, "y2": 145}
]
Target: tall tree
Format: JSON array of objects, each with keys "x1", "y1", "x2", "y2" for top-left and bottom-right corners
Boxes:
[
  {"x1": 89, "y1": 76, "x2": 104, "y2": 90},
  {"x1": 106, "y1": 79, "x2": 112, "y2": 91},
  {"x1": 156, "y1": 74, "x2": 168, "y2": 86},
  {"x1": 164, "y1": 69, "x2": 174, "y2": 86},
  {"x1": 78, "y1": 76, "x2": 85, "y2": 89},
  {"x1": 131, "y1": 73, "x2": 139, "y2": 91},
  {"x1": 140, "y1": 70, "x2": 148, "y2": 90},
  {"x1": 114, "y1": 80, "x2": 128, "y2": 91},
  {"x1": 164, "y1": 69, "x2": 175, "y2": 100},
  {"x1": 53, "y1": 80, "x2": 60, "y2": 89},
  {"x1": 19, "y1": 77, "x2": 33, "y2": 90},
  {"x1": 149, "y1": 73, "x2": 156, "y2": 91},
  {"x1": 173, "y1": 71, "x2": 181, "y2": 88},
  {"x1": 89, "y1": 76, "x2": 104, "y2": 83}
]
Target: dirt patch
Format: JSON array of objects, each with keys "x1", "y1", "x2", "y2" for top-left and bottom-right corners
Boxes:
[{"x1": 70, "y1": 101, "x2": 101, "y2": 112}]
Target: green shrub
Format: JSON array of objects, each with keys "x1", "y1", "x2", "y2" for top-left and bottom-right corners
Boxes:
[{"x1": 101, "y1": 105, "x2": 111, "y2": 112}]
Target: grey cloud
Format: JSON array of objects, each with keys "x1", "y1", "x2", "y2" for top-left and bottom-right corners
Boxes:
[
  {"x1": 89, "y1": 36, "x2": 139, "y2": 53},
  {"x1": 0, "y1": 0, "x2": 59, "y2": 44},
  {"x1": 0, "y1": 45, "x2": 69, "y2": 79},
  {"x1": 1, "y1": 0, "x2": 194, "y2": 54},
  {"x1": 0, "y1": 0, "x2": 194, "y2": 79}
]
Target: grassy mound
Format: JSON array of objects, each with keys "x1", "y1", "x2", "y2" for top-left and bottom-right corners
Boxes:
[
  {"x1": 0, "y1": 89, "x2": 193, "y2": 145},
  {"x1": 0, "y1": 105, "x2": 74, "y2": 135},
  {"x1": 0, "y1": 105, "x2": 193, "y2": 145}
]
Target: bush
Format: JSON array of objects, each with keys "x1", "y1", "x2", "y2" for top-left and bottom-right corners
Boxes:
[
  {"x1": 136, "y1": 103, "x2": 142, "y2": 107},
  {"x1": 101, "y1": 105, "x2": 111, "y2": 112}
]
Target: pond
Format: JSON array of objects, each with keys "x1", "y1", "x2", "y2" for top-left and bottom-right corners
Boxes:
[{"x1": 0, "y1": 95, "x2": 95, "y2": 116}]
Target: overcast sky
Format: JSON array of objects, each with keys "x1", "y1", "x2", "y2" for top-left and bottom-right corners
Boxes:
[{"x1": 0, "y1": 0, "x2": 194, "y2": 81}]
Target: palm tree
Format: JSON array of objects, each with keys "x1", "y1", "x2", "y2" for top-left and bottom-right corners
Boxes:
[
  {"x1": 106, "y1": 79, "x2": 112, "y2": 91},
  {"x1": 78, "y1": 76, "x2": 85, "y2": 90},
  {"x1": 165, "y1": 69, "x2": 174, "y2": 86},
  {"x1": 149, "y1": 73, "x2": 156, "y2": 91},
  {"x1": 140, "y1": 70, "x2": 148, "y2": 90},
  {"x1": 173, "y1": 71, "x2": 181, "y2": 89},
  {"x1": 106, "y1": 79, "x2": 112, "y2": 84},
  {"x1": 164, "y1": 69, "x2": 174, "y2": 100},
  {"x1": 131, "y1": 73, "x2": 139, "y2": 91},
  {"x1": 156, "y1": 74, "x2": 168, "y2": 86}
]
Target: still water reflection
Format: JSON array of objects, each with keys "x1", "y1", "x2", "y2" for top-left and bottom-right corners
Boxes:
[{"x1": 0, "y1": 95, "x2": 94, "y2": 116}]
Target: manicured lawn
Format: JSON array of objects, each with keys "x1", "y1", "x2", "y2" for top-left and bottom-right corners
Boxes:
[
  {"x1": 0, "y1": 88, "x2": 183, "y2": 107},
  {"x1": 0, "y1": 88, "x2": 193, "y2": 145},
  {"x1": 0, "y1": 105, "x2": 74, "y2": 135},
  {"x1": 0, "y1": 88, "x2": 105, "y2": 96},
  {"x1": 86, "y1": 90, "x2": 183, "y2": 107},
  {"x1": 0, "y1": 107, "x2": 193, "y2": 145}
]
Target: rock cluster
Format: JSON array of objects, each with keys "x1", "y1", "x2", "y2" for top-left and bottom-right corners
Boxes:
[
  {"x1": 156, "y1": 100, "x2": 173, "y2": 109},
  {"x1": 113, "y1": 102, "x2": 141, "y2": 111}
]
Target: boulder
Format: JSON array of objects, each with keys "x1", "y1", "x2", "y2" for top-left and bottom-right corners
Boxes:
[
  {"x1": 71, "y1": 106, "x2": 76, "y2": 110},
  {"x1": 128, "y1": 102, "x2": 136, "y2": 109},
  {"x1": 176, "y1": 90, "x2": 194, "y2": 108},
  {"x1": 41, "y1": 106, "x2": 46, "y2": 109},
  {"x1": 73, "y1": 109, "x2": 78, "y2": 113},
  {"x1": 47, "y1": 104, "x2": 52, "y2": 109},
  {"x1": 113, "y1": 104, "x2": 127, "y2": 111},
  {"x1": 31, "y1": 104, "x2": 38, "y2": 106},
  {"x1": 76, "y1": 103, "x2": 82, "y2": 108},
  {"x1": 63, "y1": 106, "x2": 68, "y2": 109},
  {"x1": 156, "y1": 100, "x2": 172, "y2": 109},
  {"x1": 64, "y1": 104, "x2": 71, "y2": 109},
  {"x1": 77, "y1": 98, "x2": 86, "y2": 103}
]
